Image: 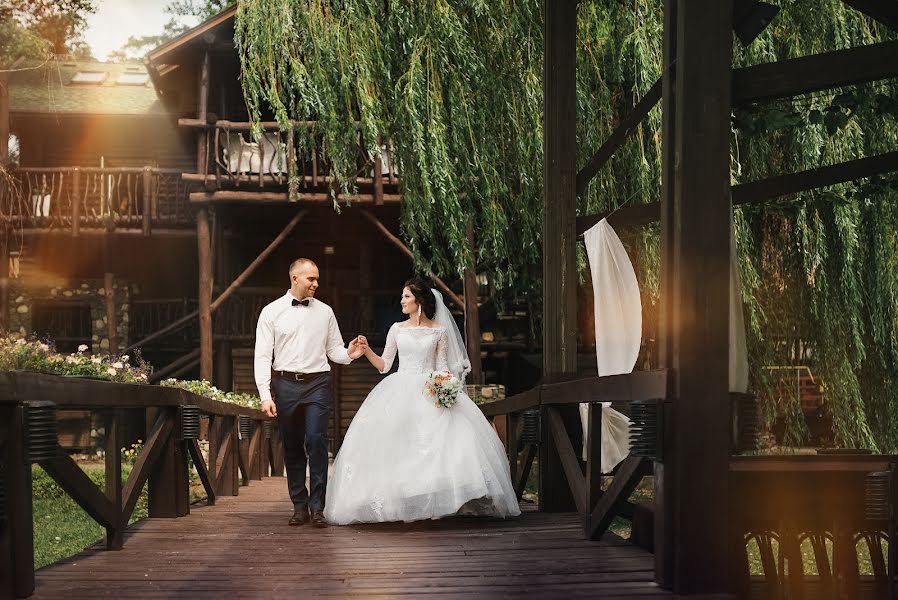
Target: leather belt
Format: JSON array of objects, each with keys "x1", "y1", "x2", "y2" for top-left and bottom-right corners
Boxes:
[{"x1": 272, "y1": 370, "x2": 328, "y2": 382}]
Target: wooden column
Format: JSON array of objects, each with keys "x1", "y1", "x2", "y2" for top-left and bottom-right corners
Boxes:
[
  {"x1": 464, "y1": 222, "x2": 482, "y2": 383},
  {"x1": 0, "y1": 68, "x2": 9, "y2": 166},
  {"x1": 196, "y1": 47, "x2": 211, "y2": 177},
  {"x1": 198, "y1": 207, "x2": 213, "y2": 381},
  {"x1": 104, "y1": 409, "x2": 124, "y2": 549},
  {"x1": 103, "y1": 225, "x2": 118, "y2": 354},
  {"x1": 0, "y1": 228, "x2": 8, "y2": 332},
  {"x1": 1, "y1": 405, "x2": 35, "y2": 598},
  {"x1": 539, "y1": 0, "x2": 581, "y2": 513},
  {"x1": 667, "y1": 0, "x2": 734, "y2": 593},
  {"x1": 655, "y1": 0, "x2": 678, "y2": 588}
]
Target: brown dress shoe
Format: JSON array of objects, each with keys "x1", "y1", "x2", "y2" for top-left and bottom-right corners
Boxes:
[
  {"x1": 311, "y1": 509, "x2": 328, "y2": 528},
  {"x1": 289, "y1": 508, "x2": 310, "y2": 526}
]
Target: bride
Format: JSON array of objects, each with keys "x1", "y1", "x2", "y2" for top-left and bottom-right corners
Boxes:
[{"x1": 324, "y1": 277, "x2": 521, "y2": 524}]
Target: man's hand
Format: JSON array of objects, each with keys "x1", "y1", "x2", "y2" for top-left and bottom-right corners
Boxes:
[
  {"x1": 348, "y1": 335, "x2": 368, "y2": 359},
  {"x1": 261, "y1": 399, "x2": 277, "y2": 418}
]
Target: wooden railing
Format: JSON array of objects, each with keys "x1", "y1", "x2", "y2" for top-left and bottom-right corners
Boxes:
[
  {"x1": 0, "y1": 167, "x2": 193, "y2": 234},
  {"x1": 179, "y1": 119, "x2": 401, "y2": 203},
  {"x1": 0, "y1": 371, "x2": 283, "y2": 599},
  {"x1": 481, "y1": 370, "x2": 898, "y2": 599}
]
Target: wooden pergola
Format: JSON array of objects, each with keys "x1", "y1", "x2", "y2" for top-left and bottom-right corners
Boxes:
[{"x1": 538, "y1": 0, "x2": 898, "y2": 595}]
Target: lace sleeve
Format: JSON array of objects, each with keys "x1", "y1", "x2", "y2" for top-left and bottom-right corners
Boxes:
[
  {"x1": 435, "y1": 328, "x2": 450, "y2": 373},
  {"x1": 378, "y1": 323, "x2": 399, "y2": 374}
]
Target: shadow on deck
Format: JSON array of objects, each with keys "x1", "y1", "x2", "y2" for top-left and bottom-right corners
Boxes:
[{"x1": 33, "y1": 477, "x2": 672, "y2": 599}]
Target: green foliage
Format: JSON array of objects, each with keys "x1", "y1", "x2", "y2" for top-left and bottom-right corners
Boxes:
[
  {"x1": 160, "y1": 378, "x2": 261, "y2": 409},
  {"x1": 0, "y1": 335, "x2": 151, "y2": 383},
  {"x1": 236, "y1": 0, "x2": 898, "y2": 450},
  {"x1": 0, "y1": 0, "x2": 97, "y2": 63}
]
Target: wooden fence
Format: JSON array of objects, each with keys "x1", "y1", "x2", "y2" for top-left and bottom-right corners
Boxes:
[
  {"x1": 0, "y1": 371, "x2": 283, "y2": 599},
  {"x1": 0, "y1": 167, "x2": 193, "y2": 234},
  {"x1": 481, "y1": 370, "x2": 898, "y2": 599}
]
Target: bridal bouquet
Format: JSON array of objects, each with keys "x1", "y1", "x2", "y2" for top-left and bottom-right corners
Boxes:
[{"x1": 425, "y1": 371, "x2": 462, "y2": 408}]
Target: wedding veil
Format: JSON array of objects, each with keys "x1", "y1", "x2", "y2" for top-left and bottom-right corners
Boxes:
[{"x1": 431, "y1": 288, "x2": 471, "y2": 382}]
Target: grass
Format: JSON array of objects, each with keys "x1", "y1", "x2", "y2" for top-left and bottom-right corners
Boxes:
[{"x1": 33, "y1": 458, "x2": 206, "y2": 570}]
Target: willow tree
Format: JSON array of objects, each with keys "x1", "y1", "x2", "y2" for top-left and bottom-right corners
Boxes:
[{"x1": 236, "y1": 0, "x2": 898, "y2": 451}]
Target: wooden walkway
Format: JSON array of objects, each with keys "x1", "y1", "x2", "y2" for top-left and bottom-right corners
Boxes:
[{"x1": 33, "y1": 477, "x2": 675, "y2": 599}]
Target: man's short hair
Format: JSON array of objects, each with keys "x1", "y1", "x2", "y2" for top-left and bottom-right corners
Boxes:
[{"x1": 289, "y1": 258, "x2": 317, "y2": 277}]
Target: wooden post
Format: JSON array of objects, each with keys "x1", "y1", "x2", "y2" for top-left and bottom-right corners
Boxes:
[
  {"x1": 104, "y1": 409, "x2": 124, "y2": 549},
  {"x1": 142, "y1": 168, "x2": 152, "y2": 236},
  {"x1": 72, "y1": 168, "x2": 81, "y2": 237},
  {"x1": 539, "y1": 0, "x2": 581, "y2": 513},
  {"x1": 197, "y1": 207, "x2": 213, "y2": 381},
  {"x1": 667, "y1": 0, "x2": 734, "y2": 593},
  {"x1": 2, "y1": 405, "x2": 35, "y2": 598},
  {"x1": 464, "y1": 221, "x2": 482, "y2": 384},
  {"x1": 0, "y1": 228, "x2": 8, "y2": 333},
  {"x1": 0, "y1": 71, "x2": 8, "y2": 167},
  {"x1": 655, "y1": 0, "x2": 678, "y2": 588},
  {"x1": 146, "y1": 408, "x2": 189, "y2": 518},
  {"x1": 196, "y1": 48, "x2": 211, "y2": 177},
  {"x1": 103, "y1": 225, "x2": 119, "y2": 354}
]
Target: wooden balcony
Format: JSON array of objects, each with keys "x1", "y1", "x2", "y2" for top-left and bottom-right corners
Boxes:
[
  {"x1": 179, "y1": 119, "x2": 401, "y2": 205},
  {"x1": 0, "y1": 167, "x2": 194, "y2": 235}
]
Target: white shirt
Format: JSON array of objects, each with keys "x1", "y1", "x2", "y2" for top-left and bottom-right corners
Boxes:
[{"x1": 254, "y1": 291, "x2": 352, "y2": 403}]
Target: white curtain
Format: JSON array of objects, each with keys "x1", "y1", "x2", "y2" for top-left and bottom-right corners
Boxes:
[{"x1": 582, "y1": 218, "x2": 640, "y2": 473}]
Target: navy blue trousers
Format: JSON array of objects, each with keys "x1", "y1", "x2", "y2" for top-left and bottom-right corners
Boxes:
[{"x1": 271, "y1": 374, "x2": 331, "y2": 512}]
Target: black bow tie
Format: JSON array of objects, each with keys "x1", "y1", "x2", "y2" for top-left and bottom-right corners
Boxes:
[{"x1": 292, "y1": 298, "x2": 310, "y2": 307}]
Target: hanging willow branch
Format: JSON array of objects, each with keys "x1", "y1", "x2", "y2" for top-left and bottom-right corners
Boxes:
[{"x1": 236, "y1": 0, "x2": 898, "y2": 451}]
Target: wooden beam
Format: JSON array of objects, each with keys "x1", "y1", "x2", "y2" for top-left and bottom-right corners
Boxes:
[
  {"x1": 121, "y1": 410, "x2": 174, "y2": 522},
  {"x1": 187, "y1": 439, "x2": 216, "y2": 505},
  {"x1": 464, "y1": 221, "x2": 482, "y2": 383},
  {"x1": 189, "y1": 191, "x2": 401, "y2": 204},
  {"x1": 587, "y1": 456, "x2": 648, "y2": 540},
  {"x1": 478, "y1": 386, "x2": 541, "y2": 418},
  {"x1": 576, "y1": 79, "x2": 662, "y2": 195},
  {"x1": 546, "y1": 407, "x2": 587, "y2": 516},
  {"x1": 210, "y1": 210, "x2": 306, "y2": 312},
  {"x1": 577, "y1": 150, "x2": 898, "y2": 233},
  {"x1": 655, "y1": 0, "x2": 678, "y2": 588},
  {"x1": 41, "y1": 449, "x2": 118, "y2": 529},
  {"x1": 540, "y1": 370, "x2": 669, "y2": 406},
  {"x1": 103, "y1": 409, "x2": 124, "y2": 549},
  {"x1": 0, "y1": 229, "x2": 7, "y2": 332},
  {"x1": 196, "y1": 47, "x2": 211, "y2": 177},
  {"x1": 733, "y1": 40, "x2": 898, "y2": 107},
  {"x1": 197, "y1": 206, "x2": 213, "y2": 381},
  {"x1": 841, "y1": 0, "x2": 898, "y2": 30},
  {"x1": 541, "y1": 0, "x2": 580, "y2": 515},
  {"x1": 358, "y1": 209, "x2": 465, "y2": 308},
  {"x1": 668, "y1": 0, "x2": 734, "y2": 593}
]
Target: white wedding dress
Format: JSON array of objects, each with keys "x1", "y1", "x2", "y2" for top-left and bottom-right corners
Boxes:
[{"x1": 324, "y1": 322, "x2": 521, "y2": 524}]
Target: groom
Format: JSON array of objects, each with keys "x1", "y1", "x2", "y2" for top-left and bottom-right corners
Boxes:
[{"x1": 254, "y1": 258, "x2": 365, "y2": 528}]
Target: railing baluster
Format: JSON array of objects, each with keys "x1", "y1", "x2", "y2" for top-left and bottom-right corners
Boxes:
[
  {"x1": 71, "y1": 168, "x2": 81, "y2": 236},
  {"x1": 142, "y1": 168, "x2": 152, "y2": 236}
]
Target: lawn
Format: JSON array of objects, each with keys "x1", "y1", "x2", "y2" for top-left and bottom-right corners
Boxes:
[{"x1": 33, "y1": 458, "x2": 205, "y2": 569}]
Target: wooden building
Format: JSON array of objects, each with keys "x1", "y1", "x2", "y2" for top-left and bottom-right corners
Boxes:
[{"x1": 1, "y1": 7, "x2": 534, "y2": 449}]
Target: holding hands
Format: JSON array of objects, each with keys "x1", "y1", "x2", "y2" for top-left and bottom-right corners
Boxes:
[{"x1": 348, "y1": 335, "x2": 369, "y2": 359}]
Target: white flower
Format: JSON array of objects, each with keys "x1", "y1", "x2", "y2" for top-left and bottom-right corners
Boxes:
[
  {"x1": 65, "y1": 355, "x2": 80, "y2": 364},
  {"x1": 77, "y1": 344, "x2": 88, "y2": 353},
  {"x1": 139, "y1": 373, "x2": 148, "y2": 381},
  {"x1": 107, "y1": 367, "x2": 117, "y2": 376},
  {"x1": 91, "y1": 357, "x2": 102, "y2": 364},
  {"x1": 112, "y1": 361, "x2": 124, "y2": 369},
  {"x1": 38, "y1": 343, "x2": 49, "y2": 352},
  {"x1": 121, "y1": 355, "x2": 129, "y2": 362},
  {"x1": 15, "y1": 338, "x2": 25, "y2": 345}
]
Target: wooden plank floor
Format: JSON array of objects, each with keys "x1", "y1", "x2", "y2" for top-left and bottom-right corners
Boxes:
[{"x1": 34, "y1": 477, "x2": 675, "y2": 599}]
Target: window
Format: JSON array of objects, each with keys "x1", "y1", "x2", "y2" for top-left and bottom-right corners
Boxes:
[
  {"x1": 116, "y1": 72, "x2": 149, "y2": 86},
  {"x1": 31, "y1": 301, "x2": 92, "y2": 353},
  {"x1": 70, "y1": 71, "x2": 107, "y2": 84}
]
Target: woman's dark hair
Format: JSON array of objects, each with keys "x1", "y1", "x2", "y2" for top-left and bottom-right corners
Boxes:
[{"x1": 404, "y1": 276, "x2": 436, "y2": 320}]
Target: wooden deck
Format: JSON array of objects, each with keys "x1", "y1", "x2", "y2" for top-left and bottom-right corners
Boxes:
[{"x1": 33, "y1": 477, "x2": 674, "y2": 599}]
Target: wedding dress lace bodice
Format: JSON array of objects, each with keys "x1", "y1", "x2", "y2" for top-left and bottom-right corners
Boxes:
[{"x1": 378, "y1": 323, "x2": 450, "y2": 375}]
